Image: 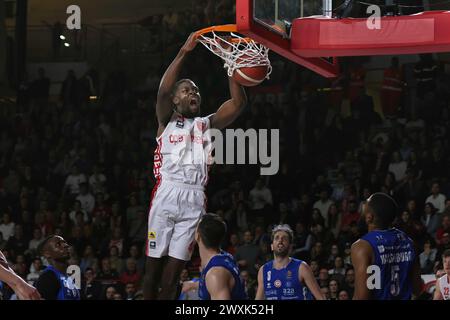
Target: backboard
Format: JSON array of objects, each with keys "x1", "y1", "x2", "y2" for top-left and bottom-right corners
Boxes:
[
  {"x1": 236, "y1": 0, "x2": 339, "y2": 78},
  {"x1": 236, "y1": 0, "x2": 450, "y2": 78}
]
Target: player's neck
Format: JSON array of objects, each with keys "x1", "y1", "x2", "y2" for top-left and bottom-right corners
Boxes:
[
  {"x1": 50, "y1": 260, "x2": 68, "y2": 274},
  {"x1": 199, "y1": 246, "x2": 220, "y2": 269},
  {"x1": 273, "y1": 256, "x2": 291, "y2": 269}
]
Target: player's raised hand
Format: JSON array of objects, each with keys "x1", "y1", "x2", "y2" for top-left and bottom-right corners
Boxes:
[
  {"x1": 182, "y1": 33, "x2": 198, "y2": 52},
  {"x1": 13, "y1": 280, "x2": 42, "y2": 300}
]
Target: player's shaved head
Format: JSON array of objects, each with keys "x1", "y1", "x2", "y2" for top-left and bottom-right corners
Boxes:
[
  {"x1": 366, "y1": 192, "x2": 398, "y2": 229},
  {"x1": 197, "y1": 213, "x2": 227, "y2": 250}
]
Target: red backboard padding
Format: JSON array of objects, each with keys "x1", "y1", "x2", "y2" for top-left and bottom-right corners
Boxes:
[{"x1": 291, "y1": 11, "x2": 450, "y2": 57}]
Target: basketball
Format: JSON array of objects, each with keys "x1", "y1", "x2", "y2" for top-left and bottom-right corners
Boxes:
[{"x1": 232, "y1": 55, "x2": 269, "y2": 87}]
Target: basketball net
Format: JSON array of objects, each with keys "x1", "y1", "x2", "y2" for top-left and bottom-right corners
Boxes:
[{"x1": 196, "y1": 27, "x2": 272, "y2": 79}]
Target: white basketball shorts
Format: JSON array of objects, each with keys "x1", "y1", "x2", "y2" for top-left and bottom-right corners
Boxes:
[{"x1": 146, "y1": 180, "x2": 206, "y2": 261}]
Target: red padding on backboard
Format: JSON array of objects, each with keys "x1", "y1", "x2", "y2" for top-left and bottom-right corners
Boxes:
[{"x1": 292, "y1": 11, "x2": 450, "y2": 57}]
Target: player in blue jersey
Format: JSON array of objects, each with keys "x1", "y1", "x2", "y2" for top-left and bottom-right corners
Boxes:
[
  {"x1": 35, "y1": 235, "x2": 81, "y2": 300},
  {"x1": 188, "y1": 213, "x2": 247, "y2": 300},
  {"x1": 352, "y1": 193, "x2": 423, "y2": 300},
  {"x1": 255, "y1": 224, "x2": 324, "y2": 300}
]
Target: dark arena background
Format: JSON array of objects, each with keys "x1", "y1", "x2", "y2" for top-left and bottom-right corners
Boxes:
[{"x1": 0, "y1": 0, "x2": 449, "y2": 313}]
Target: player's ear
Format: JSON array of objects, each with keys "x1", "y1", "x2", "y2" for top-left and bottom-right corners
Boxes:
[{"x1": 172, "y1": 95, "x2": 180, "y2": 106}]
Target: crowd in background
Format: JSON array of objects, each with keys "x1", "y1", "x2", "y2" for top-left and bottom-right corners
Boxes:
[{"x1": 1, "y1": 0, "x2": 450, "y2": 300}]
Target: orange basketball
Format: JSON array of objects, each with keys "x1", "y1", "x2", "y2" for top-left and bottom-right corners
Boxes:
[{"x1": 232, "y1": 55, "x2": 269, "y2": 87}]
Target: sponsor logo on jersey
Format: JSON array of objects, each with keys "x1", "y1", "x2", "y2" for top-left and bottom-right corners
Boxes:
[
  {"x1": 148, "y1": 231, "x2": 156, "y2": 239},
  {"x1": 176, "y1": 118, "x2": 184, "y2": 128},
  {"x1": 378, "y1": 245, "x2": 385, "y2": 253},
  {"x1": 274, "y1": 280, "x2": 282, "y2": 288},
  {"x1": 287, "y1": 270, "x2": 292, "y2": 279},
  {"x1": 149, "y1": 241, "x2": 156, "y2": 249},
  {"x1": 267, "y1": 271, "x2": 271, "y2": 282}
]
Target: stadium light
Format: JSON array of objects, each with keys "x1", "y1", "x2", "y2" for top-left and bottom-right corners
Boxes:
[
  {"x1": 64, "y1": 42, "x2": 70, "y2": 47},
  {"x1": 60, "y1": 35, "x2": 66, "y2": 40}
]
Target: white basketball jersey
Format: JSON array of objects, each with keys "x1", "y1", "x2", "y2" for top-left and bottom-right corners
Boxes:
[
  {"x1": 153, "y1": 112, "x2": 213, "y2": 187},
  {"x1": 438, "y1": 274, "x2": 450, "y2": 300}
]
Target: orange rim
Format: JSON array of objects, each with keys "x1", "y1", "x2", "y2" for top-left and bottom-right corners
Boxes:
[{"x1": 195, "y1": 24, "x2": 253, "y2": 44}]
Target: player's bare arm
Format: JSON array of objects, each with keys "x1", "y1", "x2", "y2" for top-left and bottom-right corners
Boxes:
[
  {"x1": 351, "y1": 239, "x2": 373, "y2": 300},
  {"x1": 205, "y1": 267, "x2": 234, "y2": 300},
  {"x1": 210, "y1": 75, "x2": 247, "y2": 130},
  {"x1": 0, "y1": 250, "x2": 41, "y2": 300},
  {"x1": 156, "y1": 33, "x2": 197, "y2": 135},
  {"x1": 299, "y1": 262, "x2": 325, "y2": 300},
  {"x1": 255, "y1": 266, "x2": 265, "y2": 300}
]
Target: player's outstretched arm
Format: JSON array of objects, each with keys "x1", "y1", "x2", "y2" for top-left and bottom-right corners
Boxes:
[
  {"x1": 299, "y1": 262, "x2": 325, "y2": 300},
  {"x1": 210, "y1": 76, "x2": 247, "y2": 130},
  {"x1": 255, "y1": 266, "x2": 265, "y2": 300},
  {"x1": 156, "y1": 33, "x2": 197, "y2": 130},
  {"x1": 351, "y1": 239, "x2": 373, "y2": 300},
  {"x1": 205, "y1": 267, "x2": 232, "y2": 300},
  {"x1": 0, "y1": 250, "x2": 41, "y2": 300}
]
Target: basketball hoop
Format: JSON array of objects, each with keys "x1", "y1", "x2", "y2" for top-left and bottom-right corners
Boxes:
[{"x1": 195, "y1": 24, "x2": 272, "y2": 79}]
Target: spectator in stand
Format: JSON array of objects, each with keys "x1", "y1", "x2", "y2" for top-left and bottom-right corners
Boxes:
[
  {"x1": 240, "y1": 270, "x2": 256, "y2": 300},
  {"x1": 328, "y1": 257, "x2": 346, "y2": 284},
  {"x1": 26, "y1": 228, "x2": 44, "y2": 257},
  {"x1": 89, "y1": 164, "x2": 107, "y2": 195},
  {"x1": 104, "y1": 285, "x2": 117, "y2": 300},
  {"x1": 388, "y1": 151, "x2": 408, "y2": 182},
  {"x1": 318, "y1": 268, "x2": 330, "y2": 288},
  {"x1": 0, "y1": 213, "x2": 15, "y2": 241},
  {"x1": 248, "y1": 178, "x2": 273, "y2": 223},
  {"x1": 291, "y1": 222, "x2": 312, "y2": 260},
  {"x1": 119, "y1": 258, "x2": 141, "y2": 288},
  {"x1": 328, "y1": 279, "x2": 340, "y2": 300},
  {"x1": 436, "y1": 214, "x2": 450, "y2": 245},
  {"x1": 124, "y1": 282, "x2": 138, "y2": 300},
  {"x1": 26, "y1": 257, "x2": 43, "y2": 285},
  {"x1": 327, "y1": 204, "x2": 342, "y2": 238},
  {"x1": 340, "y1": 200, "x2": 360, "y2": 232},
  {"x1": 80, "y1": 244, "x2": 99, "y2": 273},
  {"x1": 226, "y1": 233, "x2": 240, "y2": 256},
  {"x1": 310, "y1": 242, "x2": 327, "y2": 267},
  {"x1": 69, "y1": 200, "x2": 88, "y2": 225},
  {"x1": 109, "y1": 245, "x2": 124, "y2": 274},
  {"x1": 81, "y1": 268, "x2": 102, "y2": 300},
  {"x1": 313, "y1": 189, "x2": 334, "y2": 227},
  {"x1": 6, "y1": 225, "x2": 28, "y2": 257},
  {"x1": 419, "y1": 238, "x2": 438, "y2": 274},
  {"x1": 338, "y1": 290, "x2": 350, "y2": 300},
  {"x1": 425, "y1": 182, "x2": 447, "y2": 214},
  {"x1": 76, "y1": 183, "x2": 95, "y2": 215},
  {"x1": 342, "y1": 267, "x2": 355, "y2": 297},
  {"x1": 63, "y1": 166, "x2": 87, "y2": 200},
  {"x1": 234, "y1": 230, "x2": 264, "y2": 278},
  {"x1": 97, "y1": 257, "x2": 120, "y2": 288},
  {"x1": 421, "y1": 202, "x2": 441, "y2": 238}
]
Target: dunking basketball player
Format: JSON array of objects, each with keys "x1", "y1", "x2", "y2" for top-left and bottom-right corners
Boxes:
[
  {"x1": 434, "y1": 249, "x2": 450, "y2": 300},
  {"x1": 255, "y1": 224, "x2": 325, "y2": 300},
  {"x1": 0, "y1": 249, "x2": 41, "y2": 300},
  {"x1": 352, "y1": 193, "x2": 423, "y2": 300},
  {"x1": 143, "y1": 33, "x2": 247, "y2": 300}
]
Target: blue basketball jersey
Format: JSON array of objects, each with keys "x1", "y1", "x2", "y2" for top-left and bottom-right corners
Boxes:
[
  {"x1": 199, "y1": 251, "x2": 247, "y2": 300},
  {"x1": 361, "y1": 228, "x2": 415, "y2": 300},
  {"x1": 262, "y1": 258, "x2": 313, "y2": 300},
  {"x1": 43, "y1": 265, "x2": 81, "y2": 300}
]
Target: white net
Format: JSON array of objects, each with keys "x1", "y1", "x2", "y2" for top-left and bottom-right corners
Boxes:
[{"x1": 197, "y1": 31, "x2": 272, "y2": 79}]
